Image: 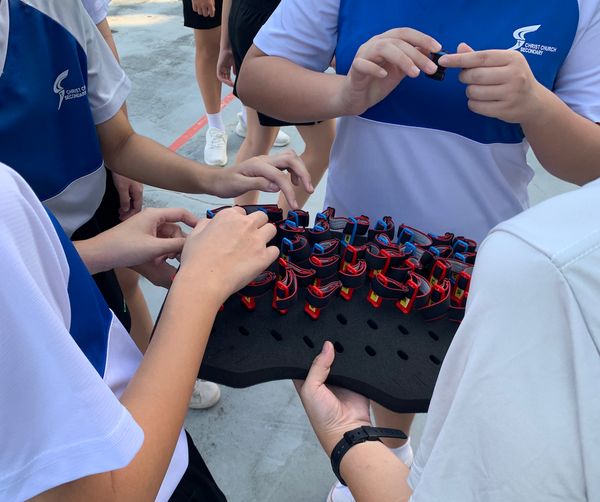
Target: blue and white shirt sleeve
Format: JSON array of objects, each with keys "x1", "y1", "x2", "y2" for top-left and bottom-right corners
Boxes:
[
  {"x1": 553, "y1": 1, "x2": 600, "y2": 122},
  {"x1": 0, "y1": 165, "x2": 143, "y2": 501},
  {"x1": 27, "y1": 0, "x2": 130, "y2": 124},
  {"x1": 253, "y1": 0, "x2": 340, "y2": 72},
  {"x1": 81, "y1": 0, "x2": 110, "y2": 25}
]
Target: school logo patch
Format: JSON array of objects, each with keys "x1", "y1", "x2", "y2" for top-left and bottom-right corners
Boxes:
[
  {"x1": 508, "y1": 25, "x2": 557, "y2": 56},
  {"x1": 53, "y1": 69, "x2": 87, "y2": 110}
]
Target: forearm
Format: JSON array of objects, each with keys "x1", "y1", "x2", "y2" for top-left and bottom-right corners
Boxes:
[
  {"x1": 34, "y1": 274, "x2": 222, "y2": 501},
  {"x1": 524, "y1": 86, "x2": 600, "y2": 185},
  {"x1": 339, "y1": 441, "x2": 412, "y2": 502},
  {"x1": 98, "y1": 116, "x2": 220, "y2": 194},
  {"x1": 237, "y1": 48, "x2": 346, "y2": 122},
  {"x1": 114, "y1": 273, "x2": 221, "y2": 499}
]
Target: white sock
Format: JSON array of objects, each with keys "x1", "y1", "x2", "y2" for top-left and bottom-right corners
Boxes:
[
  {"x1": 240, "y1": 106, "x2": 248, "y2": 127},
  {"x1": 207, "y1": 112, "x2": 225, "y2": 132},
  {"x1": 390, "y1": 437, "x2": 413, "y2": 466}
]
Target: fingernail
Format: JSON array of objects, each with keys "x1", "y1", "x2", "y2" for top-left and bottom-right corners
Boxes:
[
  {"x1": 426, "y1": 61, "x2": 437, "y2": 73},
  {"x1": 411, "y1": 65, "x2": 420, "y2": 77},
  {"x1": 268, "y1": 183, "x2": 278, "y2": 191}
]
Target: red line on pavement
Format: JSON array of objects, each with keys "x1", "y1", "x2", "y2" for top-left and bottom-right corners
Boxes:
[{"x1": 168, "y1": 92, "x2": 236, "y2": 152}]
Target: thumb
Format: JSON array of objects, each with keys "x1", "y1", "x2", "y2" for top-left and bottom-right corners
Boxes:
[
  {"x1": 457, "y1": 42, "x2": 475, "y2": 53},
  {"x1": 305, "y1": 341, "x2": 335, "y2": 390}
]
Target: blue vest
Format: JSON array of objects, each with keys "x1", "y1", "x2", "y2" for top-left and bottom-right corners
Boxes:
[
  {"x1": 336, "y1": 0, "x2": 579, "y2": 144},
  {"x1": 0, "y1": 0, "x2": 103, "y2": 201}
]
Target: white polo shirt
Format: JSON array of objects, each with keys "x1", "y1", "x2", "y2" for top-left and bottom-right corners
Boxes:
[
  {"x1": 0, "y1": 164, "x2": 188, "y2": 501},
  {"x1": 409, "y1": 178, "x2": 600, "y2": 501},
  {"x1": 81, "y1": 0, "x2": 110, "y2": 25},
  {"x1": 255, "y1": 0, "x2": 600, "y2": 242}
]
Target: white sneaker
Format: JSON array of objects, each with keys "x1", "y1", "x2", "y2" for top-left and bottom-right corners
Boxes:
[
  {"x1": 235, "y1": 112, "x2": 291, "y2": 147},
  {"x1": 189, "y1": 379, "x2": 221, "y2": 409},
  {"x1": 204, "y1": 127, "x2": 228, "y2": 166},
  {"x1": 326, "y1": 440, "x2": 413, "y2": 502}
]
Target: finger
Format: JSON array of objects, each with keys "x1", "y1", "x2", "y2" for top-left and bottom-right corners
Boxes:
[
  {"x1": 131, "y1": 185, "x2": 143, "y2": 214},
  {"x1": 271, "y1": 151, "x2": 313, "y2": 193},
  {"x1": 439, "y1": 49, "x2": 511, "y2": 69},
  {"x1": 465, "y1": 83, "x2": 511, "y2": 101},
  {"x1": 257, "y1": 221, "x2": 277, "y2": 242},
  {"x1": 363, "y1": 41, "x2": 421, "y2": 78},
  {"x1": 247, "y1": 209, "x2": 269, "y2": 228},
  {"x1": 116, "y1": 187, "x2": 131, "y2": 216},
  {"x1": 150, "y1": 236, "x2": 187, "y2": 258},
  {"x1": 467, "y1": 99, "x2": 504, "y2": 118},
  {"x1": 459, "y1": 66, "x2": 511, "y2": 85},
  {"x1": 390, "y1": 39, "x2": 438, "y2": 74},
  {"x1": 457, "y1": 42, "x2": 475, "y2": 54},
  {"x1": 378, "y1": 27, "x2": 441, "y2": 53},
  {"x1": 352, "y1": 57, "x2": 389, "y2": 79},
  {"x1": 202, "y1": 6, "x2": 210, "y2": 16},
  {"x1": 158, "y1": 222, "x2": 187, "y2": 239},
  {"x1": 153, "y1": 207, "x2": 199, "y2": 228},
  {"x1": 305, "y1": 341, "x2": 335, "y2": 390},
  {"x1": 209, "y1": 4, "x2": 216, "y2": 17},
  {"x1": 291, "y1": 172, "x2": 300, "y2": 187}
]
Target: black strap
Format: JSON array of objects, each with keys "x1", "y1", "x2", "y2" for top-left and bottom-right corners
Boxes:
[{"x1": 331, "y1": 426, "x2": 407, "y2": 486}]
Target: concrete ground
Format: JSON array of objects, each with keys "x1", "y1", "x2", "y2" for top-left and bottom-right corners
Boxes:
[{"x1": 109, "y1": 1, "x2": 576, "y2": 500}]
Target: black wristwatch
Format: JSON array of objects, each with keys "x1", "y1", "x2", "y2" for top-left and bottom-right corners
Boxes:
[{"x1": 330, "y1": 426, "x2": 407, "y2": 486}]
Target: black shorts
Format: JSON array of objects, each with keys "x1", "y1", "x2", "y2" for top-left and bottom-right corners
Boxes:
[
  {"x1": 230, "y1": 0, "x2": 315, "y2": 127},
  {"x1": 183, "y1": 0, "x2": 223, "y2": 30},
  {"x1": 170, "y1": 432, "x2": 227, "y2": 502},
  {"x1": 72, "y1": 170, "x2": 132, "y2": 332}
]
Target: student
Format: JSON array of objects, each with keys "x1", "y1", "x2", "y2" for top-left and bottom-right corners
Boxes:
[
  {"x1": 81, "y1": 0, "x2": 153, "y2": 355},
  {"x1": 0, "y1": 0, "x2": 310, "y2": 415},
  {"x1": 82, "y1": 0, "x2": 223, "y2": 409},
  {"x1": 296, "y1": 176, "x2": 600, "y2": 501},
  {"x1": 0, "y1": 162, "x2": 278, "y2": 501},
  {"x1": 182, "y1": 0, "x2": 289, "y2": 165},
  {"x1": 217, "y1": 0, "x2": 335, "y2": 213},
  {"x1": 236, "y1": 3, "x2": 600, "y2": 498}
]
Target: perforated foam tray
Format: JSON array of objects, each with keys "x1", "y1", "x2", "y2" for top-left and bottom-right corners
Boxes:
[{"x1": 197, "y1": 284, "x2": 458, "y2": 413}]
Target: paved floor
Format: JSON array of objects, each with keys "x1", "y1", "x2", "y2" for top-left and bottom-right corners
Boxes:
[{"x1": 109, "y1": 1, "x2": 576, "y2": 500}]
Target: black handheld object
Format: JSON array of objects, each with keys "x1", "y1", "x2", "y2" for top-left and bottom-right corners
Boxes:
[
  {"x1": 331, "y1": 426, "x2": 407, "y2": 486},
  {"x1": 427, "y1": 51, "x2": 448, "y2": 81}
]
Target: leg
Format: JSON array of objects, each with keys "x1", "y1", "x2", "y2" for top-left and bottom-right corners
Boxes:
[
  {"x1": 193, "y1": 27, "x2": 222, "y2": 116},
  {"x1": 277, "y1": 120, "x2": 336, "y2": 213},
  {"x1": 234, "y1": 107, "x2": 279, "y2": 206},
  {"x1": 114, "y1": 267, "x2": 153, "y2": 354}
]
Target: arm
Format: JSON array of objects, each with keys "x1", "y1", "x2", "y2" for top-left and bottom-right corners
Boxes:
[
  {"x1": 96, "y1": 110, "x2": 312, "y2": 209},
  {"x1": 296, "y1": 342, "x2": 412, "y2": 502},
  {"x1": 216, "y1": 0, "x2": 235, "y2": 86},
  {"x1": 440, "y1": 44, "x2": 600, "y2": 186},
  {"x1": 95, "y1": 15, "x2": 145, "y2": 218},
  {"x1": 35, "y1": 209, "x2": 279, "y2": 501},
  {"x1": 237, "y1": 29, "x2": 442, "y2": 123}
]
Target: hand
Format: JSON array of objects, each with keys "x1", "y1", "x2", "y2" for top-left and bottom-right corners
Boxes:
[
  {"x1": 439, "y1": 43, "x2": 546, "y2": 124},
  {"x1": 178, "y1": 208, "x2": 278, "y2": 305},
  {"x1": 192, "y1": 0, "x2": 215, "y2": 17},
  {"x1": 295, "y1": 342, "x2": 371, "y2": 456},
  {"x1": 77, "y1": 208, "x2": 198, "y2": 275},
  {"x1": 111, "y1": 171, "x2": 143, "y2": 221},
  {"x1": 212, "y1": 150, "x2": 313, "y2": 210},
  {"x1": 337, "y1": 28, "x2": 441, "y2": 116},
  {"x1": 217, "y1": 46, "x2": 235, "y2": 87}
]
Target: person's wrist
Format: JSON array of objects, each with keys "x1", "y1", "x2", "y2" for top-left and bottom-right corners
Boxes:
[
  {"x1": 329, "y1": 75, "x2": 359, "y2": 117},
  {"x1": 199, "y1": 165, "x2": 223, "y2": 196},
  {"x1": 320, "y1": 421, "x2": 373, "y2": 457},
  {"x1": 521, "y1": 82, "x2": 555, "y2": 129},
  {"x1": 174, "y1": 264, "x2": 229, "y2": 309}
]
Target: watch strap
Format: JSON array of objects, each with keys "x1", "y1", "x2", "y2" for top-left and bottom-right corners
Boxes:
[{"x1": 330, "y1": 426, "x2": 407, "y2": 486}]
